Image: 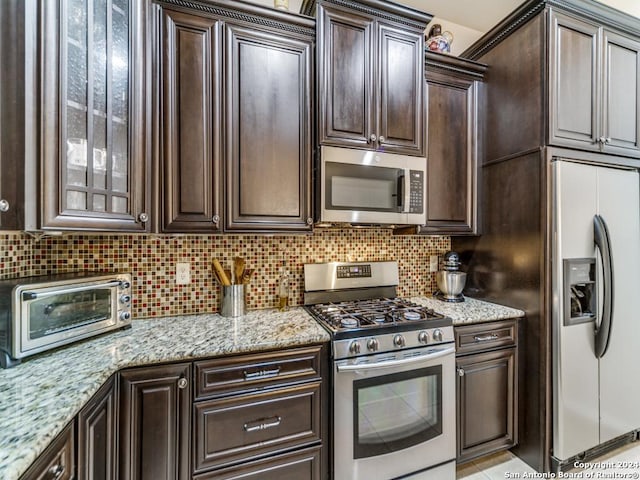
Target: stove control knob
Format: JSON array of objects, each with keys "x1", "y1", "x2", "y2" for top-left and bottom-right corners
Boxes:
[
  {"x1": 366, "y1": 338, "x2": 379, "y2": 352},
  {"x1": 349, "y1": 341, "x2": 361, "y2": 355},
  {"x1": 433, "y1": 329, "x2": 444, "y2": 342},
  {"x1": 418, "y1": 331, "x2": 429, "y2": 344},
  {"x1": 393, "y1": 334, "x2": 405, "y2": 348}
]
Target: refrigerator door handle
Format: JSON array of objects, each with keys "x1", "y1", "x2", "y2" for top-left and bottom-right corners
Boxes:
[{"x1": 593, "y1": 214, "x2": 614, "y2": 358}]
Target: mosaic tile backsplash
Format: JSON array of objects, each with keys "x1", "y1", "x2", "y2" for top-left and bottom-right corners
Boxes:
[{"x1": 0, "y1": 230, "x2": 450, "y2": 318}]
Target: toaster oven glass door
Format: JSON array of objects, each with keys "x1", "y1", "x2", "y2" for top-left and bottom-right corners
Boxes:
[{"x1": 20, "y1": 282, "x2": 119, "y2": 353}]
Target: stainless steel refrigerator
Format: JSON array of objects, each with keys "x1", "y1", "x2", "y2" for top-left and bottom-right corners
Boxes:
[{"x1": 552, "y1": 159, "x2": 640, "y2": 463}]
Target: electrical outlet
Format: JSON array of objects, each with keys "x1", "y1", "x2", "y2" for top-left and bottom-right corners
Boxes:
[
  {"x1": 176, "y1": 262, "x2": 191, "y2": 285},
  {"x1": 429, "y1": 255, "x2": 439, "y2": 273}
]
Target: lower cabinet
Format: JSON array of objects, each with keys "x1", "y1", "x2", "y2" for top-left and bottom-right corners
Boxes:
[
  {"x1": 77, "y1": 375, "x2": 118, "y2": 480},
  {"x1": 20, "y1": 422, "x2": 75, "y2": 480},
  {"x1": 19, "y1": 345, "x2": 326, "y2": 480},
  {"x1": 455, "y1": 319, "x2": 518, "y2": 463},
  {"x1": 119, "y1": 363, "x2": 192, "y2": 480}
]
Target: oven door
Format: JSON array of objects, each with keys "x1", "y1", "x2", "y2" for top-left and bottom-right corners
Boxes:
[{"x1": 333, "y1": 344, "x2": 456, "y2": 480}]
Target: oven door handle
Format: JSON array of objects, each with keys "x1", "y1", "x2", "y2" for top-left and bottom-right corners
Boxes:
[
  {"x1": 22, "y1": 281, "x2": 122, "y2": 300},
  {"x1": 336, "y1": 346, "x2": 455, "y2": 372}
]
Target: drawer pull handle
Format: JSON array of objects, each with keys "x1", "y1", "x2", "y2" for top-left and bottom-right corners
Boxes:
[
  {"x1": 473, "y1": 334, "x2": 499, "y2": 342},
  {"x1": 243, "y1": 416, "x2": 282, "y2": 432},
  {"x1": 48, "y1": 464, "x2": 64, "y2": 479},
  {"x1": 243, "y1": 367, "x2": 281, "y2": 380}
]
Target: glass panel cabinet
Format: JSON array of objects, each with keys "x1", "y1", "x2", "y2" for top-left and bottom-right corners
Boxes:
[{"x1": 39, "y1": 0, "x2": 148, "y2": 231}]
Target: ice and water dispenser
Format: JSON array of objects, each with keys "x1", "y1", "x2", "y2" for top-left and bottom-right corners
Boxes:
[{"x1": 563, "y1": 258, "x2": 597, "y2": 326}]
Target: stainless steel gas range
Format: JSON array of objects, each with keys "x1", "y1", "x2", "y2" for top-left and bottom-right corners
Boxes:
[{"x1": 304, "y1": 261, "x2": 456, "y2": 480}]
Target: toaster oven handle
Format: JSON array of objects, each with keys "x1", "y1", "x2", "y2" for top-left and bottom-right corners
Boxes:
[
  {"x1": 336, "y1": 346, "x2": 455, "y2": 372},
  {"x1": 22, "y1": 281, "x2": 122, "y2": 300}
]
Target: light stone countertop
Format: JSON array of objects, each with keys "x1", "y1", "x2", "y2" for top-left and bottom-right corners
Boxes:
[
  {"x1": 411, "y1": 296, "x2": 525, "y2": 325},
  {"x1": 0, "y1": 309, "x2": 330, "y2": 480},
  {"x1": 0, "y1": 296, "x2": 523, "y2": 480}
]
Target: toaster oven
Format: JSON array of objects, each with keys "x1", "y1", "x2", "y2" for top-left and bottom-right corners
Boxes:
[{"x1": 0, "y1": 273, "x2": 132, "y2": 368}]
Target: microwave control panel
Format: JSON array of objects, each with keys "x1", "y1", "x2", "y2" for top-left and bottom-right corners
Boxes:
[{"x1": 409, "y1": 170, "x2": 424, "y2": 213}]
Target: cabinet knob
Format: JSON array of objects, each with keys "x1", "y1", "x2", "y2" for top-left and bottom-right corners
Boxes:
[
  {"x1": 178, "y1": 377, "x2": 188, "y2": 389},
  {"x1": 138, "y1": 212, "x2": 149, "y2": 223},
  {"x1": 0, "y1": 199, "x2": 9, "y2": 212},
  {"x1": 48, "y1": 464, "x2": 64, "y2": 479},
  {"x1": 369, "y1": 134, "x2": 377, "y2": 143},
  {"x1": 458, "y1": 368, "x2": 465, "y2": 377},
  {"x1": 605, "y1": 137, "x2": 611, "y2": 144},
  {"x1": 598, "y1": 136, "x2": 606, "y2": 145},
  {"x1": 212, "y1": 214, "x2": 220, "y2": 225},
  {"x1": 378, "y1": 135, "x2": 385, "y2": 143},
  {"x1": 306, "y1": 217, "x2": 313, "y2": 225}
]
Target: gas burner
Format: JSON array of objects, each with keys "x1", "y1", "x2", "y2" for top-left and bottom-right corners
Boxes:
[
  {"x1": 341, "y1": 317, "x2": 358, "y2": 328},
  {"x1": 403, "y1": 311, "x2": 422, "y2": 321}
]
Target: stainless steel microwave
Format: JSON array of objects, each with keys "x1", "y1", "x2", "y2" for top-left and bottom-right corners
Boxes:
[
  {"x1": 0, "y1": 273, "x2": 132, "y2": 368},
  {"x1": 318, "y1": 146, "x2": 426, "y2": 226}
]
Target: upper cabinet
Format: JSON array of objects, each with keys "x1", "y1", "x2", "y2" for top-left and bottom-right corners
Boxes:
[
  {"x1": 310, "y1": 0, "x2": 430, "y2": 156},
  {"x1": 395, "y1": 53, "x2": 486, "y2": 236},
  {"x1": 0, "y1": 0, "x2": 150, "y2": 232},
  {"x1": 40, "y1": 0, "x2": 150, "y2": 231},
  {"x1": 463, "y1": 0, "x2": 640, "y2": 163},
  {"x1": 549, "y1": 10, "x2": 640, "y2": 157},
  {"x1": 154, "y1": 1, "x2": 315, "y2": 233}
]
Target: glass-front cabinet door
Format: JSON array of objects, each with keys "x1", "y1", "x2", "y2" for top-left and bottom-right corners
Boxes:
[{"x1": 39, "y1": 0, "x2": 148, "y2": 231}]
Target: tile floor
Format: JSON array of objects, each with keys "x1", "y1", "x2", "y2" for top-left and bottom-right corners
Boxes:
[{"x1": 457, "y1": 442, "x2": 640, "y2": 479}]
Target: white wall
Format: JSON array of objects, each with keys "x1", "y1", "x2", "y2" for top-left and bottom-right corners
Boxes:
[{"x1": 596, "y1": 0, "x2": 640, "y2": 18}]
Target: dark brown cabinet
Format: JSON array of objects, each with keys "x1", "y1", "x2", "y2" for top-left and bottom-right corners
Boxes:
[
  {"x1": 119, "y1": 363, "x2": 191, "y2": 480},
  {"x1": 78, "y1": 375, "x2": 118, "y2": 480},
  {"x1": 154, "y1": 1, "x2": 314, "y2": 233},
  {"x1": 20, "y1": 422, "x2": 75, "y2": 480},
  {"x1": 39, "y1": 0, "x2": 150, "y2": 231},
  {"x1": 549, "y1": 11, "x2": 640, "y2": 157},
  {"x1": 455, "y1": 319, "x2": 518, "y2": 464},
  {"x1": 313, "y1": 0, "x2": 429, "y2": 156},
  {"x1": 224, "y1": 22, "x2": 313, "y2": 232},
  {"x1": 192, "y1": 345, "x2": 326, "y2": 480},
  {"x1": 157, "y1": 8, "x2": 222, "y2": 232}
]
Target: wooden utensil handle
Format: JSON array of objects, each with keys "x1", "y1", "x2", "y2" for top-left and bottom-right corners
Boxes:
[{"x1": 213, "y1": 259, "x2": 231, "y2": 286}]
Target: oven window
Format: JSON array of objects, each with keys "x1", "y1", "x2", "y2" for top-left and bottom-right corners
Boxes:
[
  {"x1": 353, "y1": 365, "x2": 442, "y2": 459},
  {"x1": 27, "y1": 290, "x2": 112, "y2": 339}
]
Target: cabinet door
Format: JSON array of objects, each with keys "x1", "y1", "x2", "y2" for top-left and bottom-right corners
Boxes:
[
  {"x1": 158, "y1": 8, "x2": 222, "y2": 232},
  {"x1": 193, "y1": 446, "x2": 321, "y2": 480},
  {"x1": 456, "y1": 348, "x2": 517, "y2": 463},
  {"x1": 0, "y1": 1, "x2": 22, "y2": 229},
  {"x1": 318, "y1": 5, "x2": 374, "y2": 149},
  {"x1": 40, "y1": 0, "x2": 149, "y2": 231},
  {"x1": 601, "y1": 29, "x2": 640, "y2": 157},
  {"x1": 549, "y1": 12, "x2": 600, "y2": 150},
  {"x1": 78, "y1": 375, "x2": 117, "y2": 480},
  {"x1": 424, "y1": 73, "x2": 478, "y2": 234},
  {"x1": 21, "y1": 422, "x2": 75, "y2": 480},
  {"x1": 119, "y1": 363, "x2": 191, "y2": 480},
  {"x1": 224, "y1": 24, "x2": 313, "y2": 232},
  {"x1": 377, "y1": 23, "x2": 424, "y2": 155}
]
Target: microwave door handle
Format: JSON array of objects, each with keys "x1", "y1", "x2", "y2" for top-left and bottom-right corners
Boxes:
[
  {"x1": 22, "y1": 281, "x2": 122, "y2": 300},
  {"x1": 396, "y1": 169, "x2": 411, "y2": 213}
]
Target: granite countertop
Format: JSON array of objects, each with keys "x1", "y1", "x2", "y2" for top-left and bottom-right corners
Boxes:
[
  {"x1": 0, "y1": 308, "x2": 330, "y2": 480},
  {"x1": 412, "y1": 296, "x2": 525, "y2": 325},
  {"x1": 0, "y1": 296, "x2": 522, "y2": 480}
]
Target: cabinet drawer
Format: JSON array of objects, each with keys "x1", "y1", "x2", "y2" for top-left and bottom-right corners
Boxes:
[
  {"x1": 194, "y1": 346, "x2": 322, "y2": 400},
  {"x1": 193, "y1": 445, "x2": 321, "y2": 480},
  {"x1": 193, "y1": 382, "x2": 321, "y2": 473},
  {"x1": 455, "y1": 319, "x2": 517, "y2": 355},
  {"x1": 21, "y1": 421, "x2": 74, "y2": 480}
]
